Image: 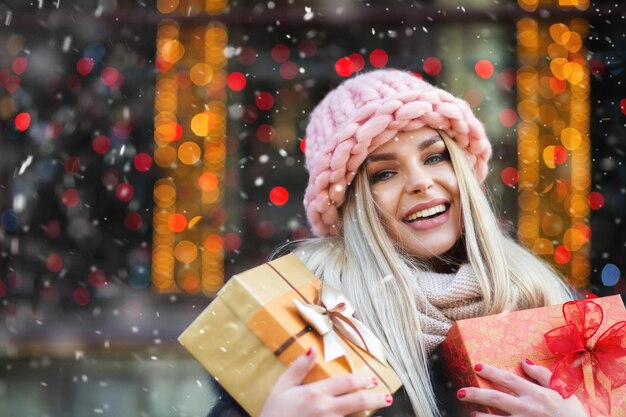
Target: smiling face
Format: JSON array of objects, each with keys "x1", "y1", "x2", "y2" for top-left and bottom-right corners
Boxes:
[{"x1": 364, "y1": 127, "x2": 462, "y2": 260}]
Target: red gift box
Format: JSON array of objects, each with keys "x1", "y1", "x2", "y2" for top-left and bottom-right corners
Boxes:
[{"x1": 439, "y1": 295, "x2": 626, "y2": 417}]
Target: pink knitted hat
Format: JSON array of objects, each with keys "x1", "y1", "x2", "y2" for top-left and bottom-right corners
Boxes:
[{"x1": 303, "y1": 69, "x2": 492, "y2": 237}]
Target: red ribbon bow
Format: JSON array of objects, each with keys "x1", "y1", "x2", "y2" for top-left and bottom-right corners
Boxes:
[{"x1": 544, "y1": 299, "x2": 626, "y2": 416}]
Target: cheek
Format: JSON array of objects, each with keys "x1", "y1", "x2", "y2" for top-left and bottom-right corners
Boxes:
[{"x1": 371, "y1": 186, "x2": 401, "y2": 217}]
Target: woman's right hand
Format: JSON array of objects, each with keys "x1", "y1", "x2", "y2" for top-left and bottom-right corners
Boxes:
[{"x1": 259, "y1": 346, "x2": 393, "y2": 417}]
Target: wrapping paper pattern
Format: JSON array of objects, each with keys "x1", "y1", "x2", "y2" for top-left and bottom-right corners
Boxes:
[
  {"x1": 438, "y1": 295, "x2": 626, "y2": 417},
  {"x1": 178, "y1": 254, "x2": 402, "y2": 417}
]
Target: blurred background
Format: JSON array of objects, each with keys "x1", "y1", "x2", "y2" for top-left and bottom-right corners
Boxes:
[{"x1": 0, "y1": 0, "x2": 624, "y2": 416}]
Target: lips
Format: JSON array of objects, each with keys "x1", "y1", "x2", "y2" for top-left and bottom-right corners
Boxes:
[{"x1": 402, "y1": 198, "x2": 450, "y2": 222}]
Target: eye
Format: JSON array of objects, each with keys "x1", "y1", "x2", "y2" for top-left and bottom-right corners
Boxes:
[
  {"x1": 369, "y1": 170, "x2": 395, "y2": 184},
  {"x1": 425, "y1": 151, "x2": 450, "y2": 165}
]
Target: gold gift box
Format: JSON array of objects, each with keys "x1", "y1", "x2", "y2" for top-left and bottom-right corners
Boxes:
[{"x1": 178, "y1": 254, "x2": 403, "y2": 417}]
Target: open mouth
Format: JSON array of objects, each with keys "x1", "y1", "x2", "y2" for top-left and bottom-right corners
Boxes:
[{"x1": 403, "y1": 203, "x2": 449, "y2": 223}]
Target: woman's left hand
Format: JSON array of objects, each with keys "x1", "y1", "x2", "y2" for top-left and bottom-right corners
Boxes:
[{"x1": 457, "y1": 359, "x2": 589, "y2": 417}]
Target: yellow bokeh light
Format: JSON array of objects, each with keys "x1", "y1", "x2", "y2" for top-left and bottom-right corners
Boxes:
[
  {"x1": 543, "y1": 146, "x2": 558, "y2": 169},
  {"x1": 564, "y1": 62, "x2": 584, "y2": 84},
  {"x1": 563, "y1": 227, "x2": 588, "y2": 251},
  {"x1": 157, "y1": 0, "x2": 179, "y2": 13},
  {"x1": 532, "y1": 238, "x2": 554, "y2": 255},
  {"x1": 178, "y1": 141, "x2": 202, "y2": 165},
  {"x1": 519, "y1": 190, "x2": 541, "y2": 211},
  {"x1": 565, "y1": 31, "x2": 582, "y2": 53},
  {"x1": 560, "y1": 127, "x2": 582, "y2": 151},
  {"x1": 518, "y1": 99, "x2": 539, "y2": 120},
  {"x1": 190, "y1": 112, "x2": 215, "y2": 137},
  {"x1": 154, "y1": 146, "x2": 177, "y2": 168},
  {"x1": 154, "y1": 182, "x2": 176, "y2": 206},
  {"x1": 175, "y1": 240, "x2": 199, "y2": 264},
  {"x1": 550, "y1": 58, "x2": 570, "y2": 80},
  {"x1": 159, "y1": 39, "x2": 185, "y2": 64},
  {"x1": 190, "y1": 63, "x2": 214, "y2": 86},
  {"x1": 541, "y1": 213, "x2": 564, "y2": 237},
  {"x1": 549, "y1": 23, "x2": 570, "y2": 45}
]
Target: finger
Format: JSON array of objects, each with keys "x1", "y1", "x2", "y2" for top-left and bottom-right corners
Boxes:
[
  {"x1": 333, "y1": 390, "x2": 393, "y2": 415},
  {"x1": 272, "y1": 346, "x2": 317, "y2": 392},
  {"x1": 306, "y1": 372, "x2": 380, "y2": 396},
  {"x1": 521, "y1": 358, "x2": 553, "y2": 388},
  {"x1": 468, "y1": 412, "x2": 506, "y2": 417},
  {"x1": 473, "y1": 362, "x2": 535, "y2": 395},
  {"x1": 457, "y1": 387, "x2": 525, "y2": 415}
]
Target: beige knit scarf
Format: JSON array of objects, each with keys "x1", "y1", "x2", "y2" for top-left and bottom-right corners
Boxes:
[{"x1": 414, "y1": 264, "x2": 486, "y2": 354}]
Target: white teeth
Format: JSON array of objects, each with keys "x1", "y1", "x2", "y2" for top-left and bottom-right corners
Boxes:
[{"x1": 404, "y1": 204, "x2": 446, "y2": 222}]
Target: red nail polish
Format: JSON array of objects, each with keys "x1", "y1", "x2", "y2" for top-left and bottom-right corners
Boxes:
[
  {"x1": 474, "y1": 363, "x2": 483, "y2": 372},
  {"x1": 457, "y1": 389, "x2": 467, "y2": 399},
  {"x1": 470, "y1": 412, "x2": 477, "y2": 417},
  {"x1": 385, "y1": 394, "x2": 393, "y2": 404},
  {"x1": 306, "y1": 347, "x2": 313, "y2": 357},
  {"x1": 372, "y1": 378, "x2": 379, "y2": 387},
  {"x1": 525, "y1": 358, "x2": 534, "y2": 365}
]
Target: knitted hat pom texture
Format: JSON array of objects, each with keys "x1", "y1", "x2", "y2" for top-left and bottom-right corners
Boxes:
[{"x1": 303, "y1": 69, "x2": 492, "y2": 237}]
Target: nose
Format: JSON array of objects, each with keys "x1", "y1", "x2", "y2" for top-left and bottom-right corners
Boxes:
[{"x1": 405, "y1": 166, "x2": 433, "y2": 194}]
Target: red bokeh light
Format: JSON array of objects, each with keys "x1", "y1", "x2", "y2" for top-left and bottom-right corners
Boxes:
[
  {"x1": 46, "y1": 254, "x2": 63, "y2": 273},
  {"x1": 549, "y1": 77, "x2": 567, "y2": 95},
  {"x1": 43, "y1": 220, "x2": 61, "y2": 239},
  {"x1": 255, "y1": 92, "x2": 274, "y2": 111},
  {"x1": 620, "y1": 99, "x2": 626, "y2": 116},
  {"x1": 423, "y1": 57, "x2": 442, "y2": 76},
  {"x1": 589, "y1": 191, "x2": 605, "y2": 210},
  {"x1": 115, "y1": 183, "x2": 134, "y2": 202},
  {"x1": 554, "y1": 245, "x2": 571, "y2": 265},
  {"x1": 298, "y1": 39, "x2": 317, "y2": 58},
  {"x1": 257, "y1": 124, "x2": 275, "y2": 142},
  {"x1": 64, "y1": 156, "x2": 81, "y2": 175},
  {"x1": 554, "y1": 146, "x2": 568, "y2": 165},
  {"x1": 589, "y1": 59, "x2": 605, "y2": 76},
  {"x1": 76, "y1": 57, "x2": 94, "y2": 76},
  {"x1": 12, "y1": 57, "x2": 28, "y2": 75},
  {"x1": 474, "y1": 60, "x2": 494, "y2": 79},
  {"x1": 238, "y1": 47, "x2": 257, "y2": 65},
  {"x1": 100, "y1": 67, "x2": 121, "y2": 87},
  {"x1": 501, "y1": 167, "x2": 519, "y2": 186},
  {"x1": 124, "y1": 212, "x2": 143, "y2": 231},
  {"x1": 62, "y1": 189, "x2": 80, "y2": 208},
  {"x1": 73, "y1": 287, "x2": 91, "y2": 306},
  {"x1": 92, "y1": 135, "x2": 111, "y2": 154},
  {"x1": 369, "y1": 49, "x2": 388, "y2": 68},
  {"x1": 133, "y1": 153, "x2": 153, "y2": 172},
  {"x1": 270, "y1": 186, "x2": 289, "y2": 206},
  {"x1": 271, "y1": 44, "x2": 290, "y2": 63},
  {"x1": 88, "y1": 269, "x2": 107, "y2": 288},
  {"x1": 223, "y1": 232, "x2": 242, "y2": 252},
  {"x1": 227, "y1": 72, "x2": 247, "y2": 91},
  {"x1": 335, "y1": 57, "x2": 355, "y2": 77},
  {"x1": 279, "y1": 61, "x2": 298, "y2": 80},
  {"x1": 299, "y1": 138, "x2": 306, "y2": 153},
  {"x1": 499, "y1": 109, "x2": 518, "y2": 127},
  {"x1": 168, "y1": 213, "x2": 187, "y2": 232},
  {"x1": 349, "y1": 53, "x2": 365, "y2": 73},
  {"x1": 15, "y1": 112, "x2": 31, "y2": 131},
  {"x1": 198, "y1": 172, "x2": 219, "y2": 192}
]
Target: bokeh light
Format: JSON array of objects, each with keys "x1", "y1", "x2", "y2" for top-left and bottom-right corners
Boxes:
[{"x1": 369, "y1": 49, "x2": 388, "y2": 68}]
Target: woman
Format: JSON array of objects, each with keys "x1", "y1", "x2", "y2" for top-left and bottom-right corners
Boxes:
[{"x1": 209, "y1": 69, "x2": 587, "y2": 417}]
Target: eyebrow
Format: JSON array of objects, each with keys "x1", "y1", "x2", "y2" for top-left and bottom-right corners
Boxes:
[{"x1": 364, "y1": 134, "x2": 443, "y2": 164}]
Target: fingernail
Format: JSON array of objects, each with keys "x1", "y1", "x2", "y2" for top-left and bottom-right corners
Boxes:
[
  {"x1": 470, "y1": 412, "x2": 477, "y2": 417},
  {"x1": 474, "y1": 363, "x2": 483, "y2": 372},
  {"x1": 457, "y1": 389, "x2": 467, "y2": 399},
  {"x1": 385, "y1": 393, "x2": 393, "y2": 404},
  {"x1": 525, "y1": 358, "x2": 534, "y2": 365},
  {"x1": 372, "y1": 377, "x2": 379, "y2": 387},
  {"x1": 306, "y1": 347, "x2": 313, "y2": 357}
]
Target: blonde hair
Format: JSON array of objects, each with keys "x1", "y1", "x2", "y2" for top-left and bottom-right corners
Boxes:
[{"x1": 282, "y1": 132, "x2": 574, "y2": 417}]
